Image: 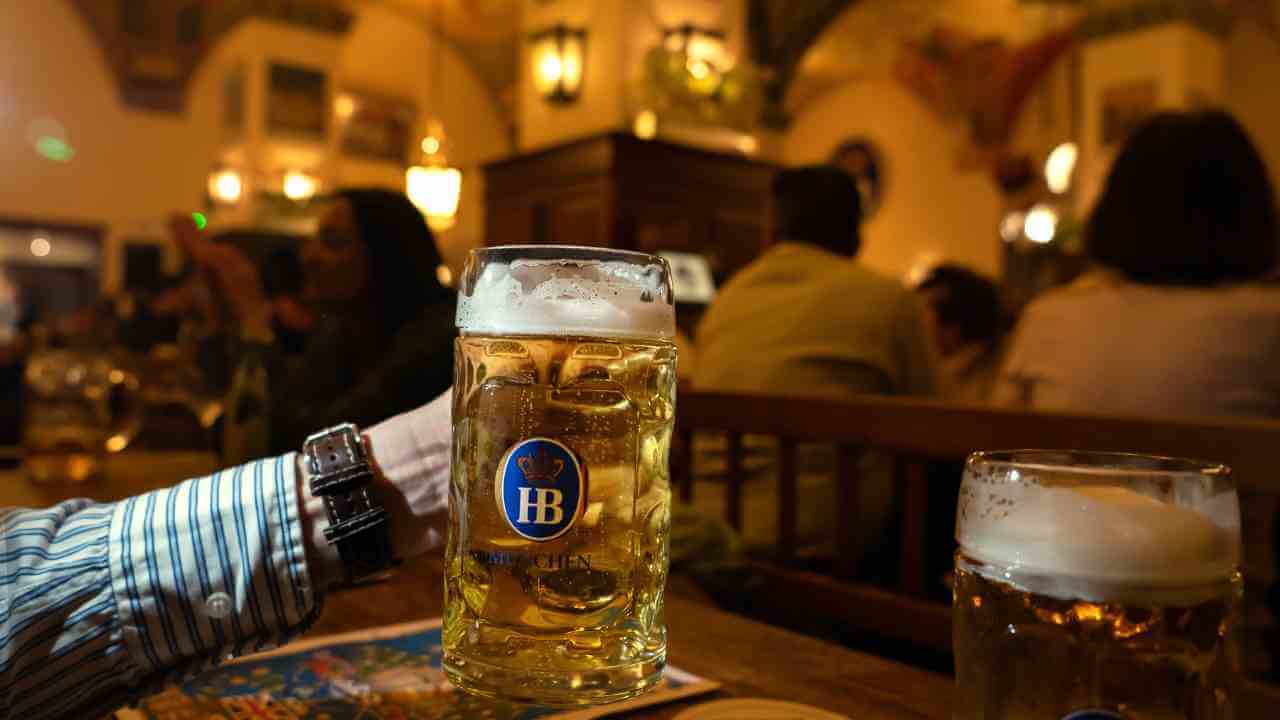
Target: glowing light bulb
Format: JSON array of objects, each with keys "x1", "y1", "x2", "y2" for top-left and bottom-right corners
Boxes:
[
  {"x1": 421, "y1": 136, "x2": 441, "y2": 155},
  {"x1": 334, "y1": 94, "x2": 356, "y2": 119},
  {"x1": 1024, "y1": 205, "x2": 1059, "y2": 244},
  {"x1": 1045, "y1": 142, "x2": 1078, "y2": 194},
  {"x1": 208, "y1": 169, "x2": 243, "y2": 204},
  {"x1": 29, "y1": 236, "x2": 51, "y2": 257},
  {"x1": 1000, "y1": 211, "x2": 1026, "y2": 242},
  {"x1": 633, "y1": 110, "x2": 658, "y2": 140},
  {"x1": 282, "y1": 171, "x2": 318, "y2": 201}
]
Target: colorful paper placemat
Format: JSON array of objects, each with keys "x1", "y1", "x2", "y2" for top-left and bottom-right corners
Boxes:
[{"x1": 118, "y1": 619, "x2": 718, "y2": 719}]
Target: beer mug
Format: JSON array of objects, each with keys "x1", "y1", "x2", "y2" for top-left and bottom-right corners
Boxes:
[
  {"x1": 445, "y1": 246, "x2": 676, "y2": 705},
  {"x1": 954, "y1": 451, "x2": 1241, "y2": 719},
  {"x1": 22, "y1": 347, "x2": 143, "y2": 484}
]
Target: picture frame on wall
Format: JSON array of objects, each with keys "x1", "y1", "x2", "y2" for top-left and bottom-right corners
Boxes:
[
  {"x1": 336, "y1": 89, "x2": 417, "y2": 165},
  {"x1": 266, "y1": 62, "x2": 327, "y2": 139}
]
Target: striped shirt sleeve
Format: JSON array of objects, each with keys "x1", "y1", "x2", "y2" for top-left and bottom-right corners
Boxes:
[{"x1": 0, "y1": 453, "x2": 321, "y2": 720}]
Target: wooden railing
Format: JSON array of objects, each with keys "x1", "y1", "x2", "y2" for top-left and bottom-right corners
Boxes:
[{"x1": 673, "y1": 390, "x2": 1280, "y2": 674}]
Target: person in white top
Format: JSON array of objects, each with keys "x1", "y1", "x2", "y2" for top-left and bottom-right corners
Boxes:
[{"x1": 994, "y1": 110, "x2": 1280, "y2": 419}]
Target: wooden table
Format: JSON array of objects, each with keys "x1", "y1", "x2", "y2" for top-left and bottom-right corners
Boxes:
[{"x1": 315, "y1": 556, "x2": 954, "y2": 720}]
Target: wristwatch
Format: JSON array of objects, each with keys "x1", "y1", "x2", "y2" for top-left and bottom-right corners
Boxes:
[{"x1": 302, "y1": 423, "x2": 399, "y2": 586}]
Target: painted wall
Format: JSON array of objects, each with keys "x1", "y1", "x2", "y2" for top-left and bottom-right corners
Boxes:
[
  {"x1": 0, "y1": 0, "x2": 209, "y2": 292},
  {"x1": 1224, "y1": 22, "x2": 1280, "y2": 194},
  {"x1": 0, "y1": 2, "x2": 509, "y2": 291},
  {"x1": 783, "y1": 80, "x2": 1005, "y2": 281},
  {"x1": 1075, "y1": 23, "x2": 1224, "y2": 215}
]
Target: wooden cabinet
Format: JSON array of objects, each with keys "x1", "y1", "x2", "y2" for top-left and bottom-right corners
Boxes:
[{"x1": 483, "y1": 133, "x2": 776, "y2": 283}]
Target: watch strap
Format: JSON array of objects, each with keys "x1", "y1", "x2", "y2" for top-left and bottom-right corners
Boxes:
[{"x1": 303, "y1": 423, "x2": 399, "y2": 586}]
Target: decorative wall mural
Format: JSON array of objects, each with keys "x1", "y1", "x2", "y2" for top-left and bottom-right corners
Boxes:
[
  {"x1": 893, "y1": 25, "x2": 1076, "y2": 166},
  {"x1": 70, "y1": 0, "x2": 350, "y2": 113}
]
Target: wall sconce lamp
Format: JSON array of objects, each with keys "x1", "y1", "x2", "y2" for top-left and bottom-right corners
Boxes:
[
  {"x1": 663, "y1": 23, "x2": 727, "y2": 96},
  {"x1": 530, "y1": 25, "x2": 586, "y2": 104}
]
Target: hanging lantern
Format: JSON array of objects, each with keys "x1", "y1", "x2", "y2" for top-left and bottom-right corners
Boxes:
[
  {"x1": 407, "y1": 137, "x2": 461, "y2": 233},
  {"x1": 530, "y1": 25, "x2": 587, "y2": 104}
]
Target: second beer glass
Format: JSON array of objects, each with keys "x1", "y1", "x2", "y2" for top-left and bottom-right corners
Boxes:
[
  {"x1": 953, "y1": 451, "x2": 1242, "y2": 719},
  {"x1": 445, "y1": 246, "x2": 676, "y2": 705}
]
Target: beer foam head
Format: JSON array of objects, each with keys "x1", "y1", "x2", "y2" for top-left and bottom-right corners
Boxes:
[
  {"x1": 958, "y1": 455, "x2": 1240, "y2": 601},
  {"x1": 456, "y1": 247, "x2": 675, "y2": 340}
]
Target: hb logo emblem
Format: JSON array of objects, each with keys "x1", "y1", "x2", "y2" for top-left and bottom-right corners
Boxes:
[{"x1": 496, "y1": 438, "x2": 586, "y2": 541}]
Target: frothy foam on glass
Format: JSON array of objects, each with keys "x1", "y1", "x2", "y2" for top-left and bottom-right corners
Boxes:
[
  {"x1": 457, "y1": 256, "x2": 675, "y2": 339},
  {"x1": 959, "y1": 483, "x2": 1240, "y2": 602}
]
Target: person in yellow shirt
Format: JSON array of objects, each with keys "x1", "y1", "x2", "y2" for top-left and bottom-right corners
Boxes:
[
  {"x1": 695, "y1": 165, "x2": 938, "y2": 398},
  {"x1": 691, "y1": 165, "x2": 940, "y2": 562}
]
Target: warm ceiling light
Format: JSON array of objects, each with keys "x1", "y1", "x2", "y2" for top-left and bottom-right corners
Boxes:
[
  {"x1": 208, "y1": 168, "x2": 243, "y2": 204},
  {"x1": 407, "y1": 165, "x2": 462, "y2": 231},
  {"x1": 334, "y1": 93, "x2": 357, "y2": 120},
  {"x1": 421, "y1": 136, "x2": 441, "y2": 155},
  {"x1": 29, "y1": 236, "x2": 51, "y2": 258},
  {"x1": 282, "y1": 171, "x2": 318, "y2": 201},
  {"x1": 1024, "y1": 204, "x2": 1059, "y2": 244},
  {"x1": 1045, "y1": 141, "x2": 1078, "y2": 194},
  {"x1": 633, "y1": 110, "x2": 658, "y2": 140},
  {"x1": 530, "y1": 25, "x2": 586, "y2": 104},
  {"x1": 1000, "y1": 211, "x2": 1026, "y2": 243}
]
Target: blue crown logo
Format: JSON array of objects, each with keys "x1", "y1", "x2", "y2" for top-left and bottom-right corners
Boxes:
[{"x1": 496, "y1": 438, "x2": 585, "y2": 542}]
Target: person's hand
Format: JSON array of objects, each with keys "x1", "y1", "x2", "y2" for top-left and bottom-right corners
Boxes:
[
  {"x1": 169, "y1": 213, "x2": 272, "y2": 336},
  {"x1": 365, "y1": 389, "x2": 452, "y2": 560},
  {"x1": 299, "y1": 390, "x2": 452, "y2": 590},
  {"x1": 271, "y1": 296, "x2": 316, "y2": 333}
]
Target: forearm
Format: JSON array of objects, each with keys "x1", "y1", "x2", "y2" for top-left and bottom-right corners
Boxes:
[
  {"x1": 0, "y1": 390, "x2": 453, "y2": 719},
  {"x1": 0, "y1": 456, "x2": 319, "y2": 720}
]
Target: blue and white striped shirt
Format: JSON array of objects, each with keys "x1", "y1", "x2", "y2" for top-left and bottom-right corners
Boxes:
[{"x1": 0, "y1": 454, "x2": 320, "y2": 719}]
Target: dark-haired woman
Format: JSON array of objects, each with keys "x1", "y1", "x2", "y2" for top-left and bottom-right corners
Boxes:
[
  {"x1": 177, "y1": 188, "x2": 456, "y2": 453},
  {"x1": 993, "y1": 110, "x2": 1280, "y2": 418}
]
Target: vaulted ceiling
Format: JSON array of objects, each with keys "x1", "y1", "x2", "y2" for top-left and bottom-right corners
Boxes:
[{"x1": 73, "y1": 1, "x2": 1270, "y2": 129}]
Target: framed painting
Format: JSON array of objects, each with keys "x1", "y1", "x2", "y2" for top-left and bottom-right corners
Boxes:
[
  {"x1": 267, "y1": 62, "x2": 327, "y2": 139},
  {"x1": 337, "y1": 89, "x2": 417, "y2": 164}
]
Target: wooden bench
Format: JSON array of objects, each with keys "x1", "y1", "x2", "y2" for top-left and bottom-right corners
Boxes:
[{"x1": 673, "y1": 390, "x2": 1280, "y2": 684}]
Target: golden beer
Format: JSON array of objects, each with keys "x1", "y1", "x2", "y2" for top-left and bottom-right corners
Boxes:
[
  {"x1": 445, "y1": 247, "x2": 675, "y2": 705},
  {"x1": 953, "y1": 451, "x2": 1242, "y2": 720}
]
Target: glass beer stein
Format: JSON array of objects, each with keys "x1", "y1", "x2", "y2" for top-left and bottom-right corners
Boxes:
[
  {"x1": 444, "y1": 246, "x2": 676, "y2": 706},
  {"x1": 954, "y1": 451, "x2": 1242, "y2": 720}
]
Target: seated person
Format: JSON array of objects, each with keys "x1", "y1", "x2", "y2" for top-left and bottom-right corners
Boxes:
[
  {"x1": 993, "y1": 110, "x2": 1280, "y2": 418},
  {"x1": 916, "y1": 264, "x2": 1006, "y2": 403},
  {"x1": 691, "y1": 166, "x2": 939, "y2": 562},
  {"x1": 176, "y1": 189, "x2": 456, "y2": 455}
]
